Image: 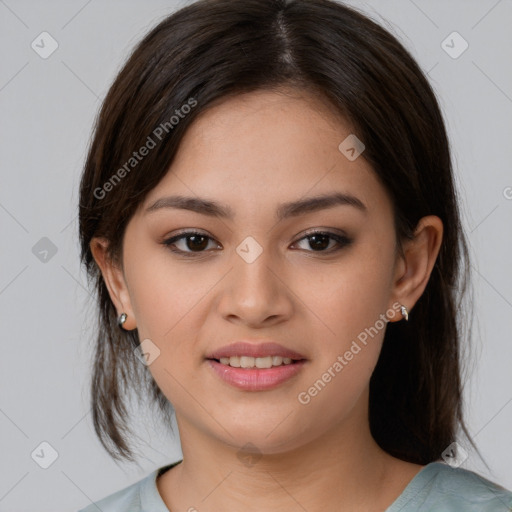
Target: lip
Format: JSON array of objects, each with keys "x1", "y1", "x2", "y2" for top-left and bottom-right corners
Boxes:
[
  {"x1": 205, "y1": 341, "x2": 307, "y2": 360},
  {"x1": 207, "y1": 359, "x2": 307, "y2": 391}
]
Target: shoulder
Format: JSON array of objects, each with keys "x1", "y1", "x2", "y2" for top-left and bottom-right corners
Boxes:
[
  {"x1": 77, "y1": 461, "x2": 181, "y2": 512},
  {"x1": 432, "y1": 462, "x2": 512, "y2": 507},
  {"x1": 77, "y1": 470, "x2": 154, "y2": 512},
  {"x1": 391, "y1": 461, "x2": 512, "y2": 511}
]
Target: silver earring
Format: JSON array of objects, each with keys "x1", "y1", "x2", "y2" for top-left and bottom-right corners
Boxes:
[
  {"x1": 118, "y1": 312, "x2": 128, "y2": 328},
  {"x1": 400, "y1": 305, "x2": 409, "y2": 321}
]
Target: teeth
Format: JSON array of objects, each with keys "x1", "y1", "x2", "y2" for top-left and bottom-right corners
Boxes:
[{"x1": 218, "y1": 356, "x2": 294, "y2": 368}]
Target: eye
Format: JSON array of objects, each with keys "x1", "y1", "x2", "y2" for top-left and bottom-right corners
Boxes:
[
  {"x1": 162, "y1": 229, "x2": 353, "y2": 258},
  {"x1": 292, "y1": 230, "x2": 353, "y2": 253},
  {"x1": 162, "y1": 231, "x2": 221, "y2": 257}
]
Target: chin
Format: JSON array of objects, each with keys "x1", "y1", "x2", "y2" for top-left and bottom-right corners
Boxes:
[{"x1": 217, "y1": 425, "x2": 310, "y2": 457}]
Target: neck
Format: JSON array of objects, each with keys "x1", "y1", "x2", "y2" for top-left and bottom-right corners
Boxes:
[{"x1": 157, "y1": 388, "x2": 422, "y2": 511}]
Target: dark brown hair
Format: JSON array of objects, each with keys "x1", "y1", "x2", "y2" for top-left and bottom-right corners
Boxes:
[{"x1": 79, "y1": 0, "x2": 480, "y2": 466}]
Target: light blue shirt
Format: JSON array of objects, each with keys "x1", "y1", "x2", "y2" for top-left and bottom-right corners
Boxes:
[{"x1": 78, "y1": 460, "x2": 512, "y2": 511}]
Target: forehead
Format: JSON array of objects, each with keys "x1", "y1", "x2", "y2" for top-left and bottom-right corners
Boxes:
[
  {"x1": 181, "y1": 87, "x2": 349, "y2": 159},
  {"x1": 141, "y1": 88, "x2": 392, "y2": 223}
]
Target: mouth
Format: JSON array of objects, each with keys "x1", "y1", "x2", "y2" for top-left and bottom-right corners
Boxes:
[
  {"x1": 205, "y1": 341, "x2": 308, "y2": 390},
  {"x1": 206, "y1": 355, "x2": 306, "y2": 369},
  {"x1": 206, "y1": 357, "x2": 307, "y2": 391},
  {"x1": 205, "y1": 340, "x2": 307, "y2": 362}
]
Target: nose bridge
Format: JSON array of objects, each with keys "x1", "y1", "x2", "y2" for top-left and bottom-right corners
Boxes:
[
  {"x1": 233, "y1": 237, "x2": 278, "y2": 301},
  {"x1": 217, "y1": 236, "x2": 292, "y2": 324}
]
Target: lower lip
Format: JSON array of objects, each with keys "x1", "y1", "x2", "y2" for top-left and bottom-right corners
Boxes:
[{"x1": 207, "y1": 359, "x2": 306, "y2": 391}]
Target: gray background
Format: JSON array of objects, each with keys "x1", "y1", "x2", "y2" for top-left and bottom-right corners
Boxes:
[{"x1": 1, "y1": 0, "x2": 511, "y2": 510}]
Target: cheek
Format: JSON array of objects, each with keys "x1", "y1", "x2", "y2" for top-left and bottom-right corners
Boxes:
[
  {"x1": 295, "y1": 278, "x2": 389, "y2": 429},
  {"x1": 125, "y1": 245, "x2": 213, "y2": 342},
  {"x1": 297, "y1": 245, "x2": 395, "y2": 346},
  {"x1": 294, "y1": 243, "x2": 395, "y2": 406}
]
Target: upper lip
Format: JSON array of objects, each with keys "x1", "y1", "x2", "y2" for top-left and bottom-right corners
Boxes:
[{"x1": 206, "y1": 341, "x2": 307, "y2": 360}]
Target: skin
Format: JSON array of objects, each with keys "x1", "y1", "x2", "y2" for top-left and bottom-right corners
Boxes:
[{"x1": 91, "y1": 87, "x2": 443, "y2": 511}]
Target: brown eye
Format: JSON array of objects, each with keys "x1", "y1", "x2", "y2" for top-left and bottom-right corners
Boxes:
[
  {"x1": 163, "y1": 231, "x2": 220, "y2": 256},
  {"x1": 182, "y1": 234, "x2": 209, "y2": 251},
  {"x1": 292, "y1": 231, "x2": 352, "y2": 253}
]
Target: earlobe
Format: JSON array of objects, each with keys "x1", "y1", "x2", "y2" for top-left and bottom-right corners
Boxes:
[
  {"x1": 387, "y1": 215, "x2": 443, "y2": 322},
  {"x1": 89, "y1": 237, "x2": 137, "y2": 330}
]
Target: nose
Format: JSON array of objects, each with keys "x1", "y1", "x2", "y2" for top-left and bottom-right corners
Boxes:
[{"x1": 216, "y1": 245, "x2": 294, "y2": 328}]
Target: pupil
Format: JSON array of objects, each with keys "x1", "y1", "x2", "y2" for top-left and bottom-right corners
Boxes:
[
  {"x1": 188, "y1": 235, "x2": 208, "y2": 251},
  {"x1": 309, "y1": 234, "x2": 329, "y2": 251}
]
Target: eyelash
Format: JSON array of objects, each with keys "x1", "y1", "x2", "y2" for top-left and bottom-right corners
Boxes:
[{"x1": 162, "y1": 229, "x2": 352, "y2": 258}]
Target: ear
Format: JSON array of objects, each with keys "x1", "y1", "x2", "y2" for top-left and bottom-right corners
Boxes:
[
  {"x1": 89, "y1": 237, "x2": 137, "y2": 330},
  {"x1": 387, "y1": 215, "x2": 443, "y2": 322}
]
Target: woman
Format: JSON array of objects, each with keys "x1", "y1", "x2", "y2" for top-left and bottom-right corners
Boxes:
[{"x1": 77, "y1": 0, "x2": 512, "y2": 510}]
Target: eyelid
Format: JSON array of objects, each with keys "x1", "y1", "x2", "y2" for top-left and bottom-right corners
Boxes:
[
  {"x1": 295, "y1": 226, "x2": 349, "y2": 239},
  {"x1": 163, "y1": 226, "x2": 349, "y2": 242},
  {"x1": 163, "y1": 228, "x2": 212, "y2": 240},
  {"x1": 163, "y1": 229, "x2": 219, "y2": 244}
]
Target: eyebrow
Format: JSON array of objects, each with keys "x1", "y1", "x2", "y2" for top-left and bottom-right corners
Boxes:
[{"x1": 144, "y1": 192, "x2": 367, "y2": 221}]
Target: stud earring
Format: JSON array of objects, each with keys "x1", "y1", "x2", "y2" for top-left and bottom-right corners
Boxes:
[
  {"x1": 400, "y1": 305, "x2": 409, "y2": 321},
  {"x1": 118, "y1": 312, "x2": 128, "y2": 328}
]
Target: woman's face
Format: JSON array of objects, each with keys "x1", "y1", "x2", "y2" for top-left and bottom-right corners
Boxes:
[{"x1": 110, "y1": 89, "x2": 408, "y2": 454}]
